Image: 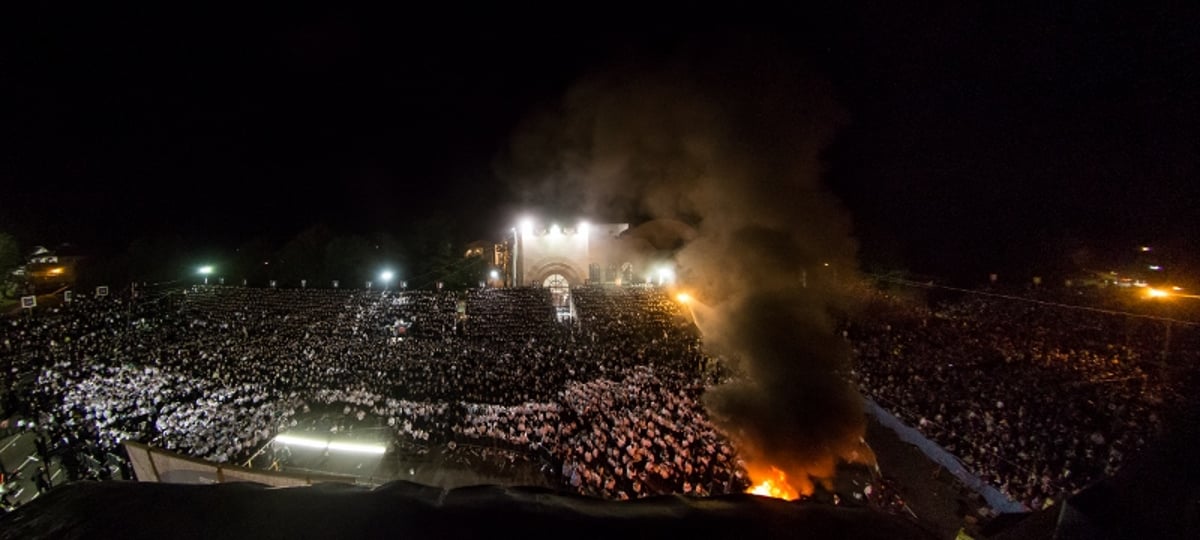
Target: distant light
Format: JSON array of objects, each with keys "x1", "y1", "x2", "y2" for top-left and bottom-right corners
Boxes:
[
  {"x1": 380, "y1": 270, "x2": 395, "y2": 282},
  {"x1": 656, "y1": 267, "x2": 675, "y2": 285},
  {"x1": 1140, "y1": 246, "x2": 1152, "y2": 252},
  {"x1": 1149, "y1": 265, "x2": 1162, "y2": 271},
  {"x1": 274, "y1": 434, "x2": 386, "y2": 455},
  {"x1": 1146, "y1": 288, "x2": 1170, "y2": 299},
  {"x1": 1172, "y1": 286, "x2": 1183, "y2": 291},
  {"x1": 489, "y1": 270, "x2": 499, "y2": 280},
  {"x1": 197, "y1": 266, "x2": 214, "y2": 275},
  {"x1": 675, "y1": 292, "x2": 692, "y2": 304},
  {"x1": 48, "y1": 267, "x2": 65, "y2": 275},
  {"x1": 823, "y1": 262, "x2": 830, "y2": 267}
]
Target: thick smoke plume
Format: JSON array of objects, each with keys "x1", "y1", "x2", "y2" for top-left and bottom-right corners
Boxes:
[{"x1": 501, "y1": 41, "x2": 866, "y2": 492}]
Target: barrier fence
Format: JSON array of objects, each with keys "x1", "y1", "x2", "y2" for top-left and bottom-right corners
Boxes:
[{"x1": 123, "y1": 440, "x2": 356, "y2": 487}]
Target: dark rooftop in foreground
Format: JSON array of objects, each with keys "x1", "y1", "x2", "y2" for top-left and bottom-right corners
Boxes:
[{"x1": 0, "y1": 481, "x2": 934, "y2": 540}]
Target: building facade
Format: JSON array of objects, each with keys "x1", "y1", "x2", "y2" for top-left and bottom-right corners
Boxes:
[{"x1": 508, "y1": 219, "x2": 690, "y2": 289}]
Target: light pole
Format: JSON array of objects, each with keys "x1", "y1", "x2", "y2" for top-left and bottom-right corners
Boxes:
[
  {"x1": 1144, "y1": 288, "x2": 1177, "y2": 377},
  {"x1": 511, "y1": 227, "x2": 518, "y2": 287},
  {"x1": 198, "y1": 265, "x2": 214, "y2": 285}
]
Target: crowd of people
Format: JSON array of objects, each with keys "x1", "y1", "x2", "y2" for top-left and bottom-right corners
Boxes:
[
  {"x1": 848, "y1": 289, "x2": 1198, "y2": 510},
  {"x1": 1, "y1": 284, "x2": 745, "y2": 502},
  {"x1": 556, "y1": 366, "x2": 743, "y2": 498},
  {"x1": 3, "y1": 279, "x2": 1193, "y2": 518}
]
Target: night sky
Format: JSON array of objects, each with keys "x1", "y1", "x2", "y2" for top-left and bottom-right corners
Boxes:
[{"x1": 3, "y1": 5, "x2": 1198, "y2": 282}]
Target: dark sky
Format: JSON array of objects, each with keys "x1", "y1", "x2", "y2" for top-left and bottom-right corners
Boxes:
[{"x1": 3, "y1": 5, "x2": 1198, "y2": 280}]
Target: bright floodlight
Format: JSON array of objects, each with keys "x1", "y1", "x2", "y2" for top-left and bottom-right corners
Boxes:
[
  {"x1": 676, "y1": 292, "x2": 692, "y2": 304},
  {"x1": 1147, "y1": 288, "x2": 1170, "y2": 299},
  {"x1": 519, "y1": 217, "x2": 534, "y2": 234},
  {"x1": 489, "y1": 270, "x2": 499, "y2": 280},
  {"x1": 380, "y1": 270, "x2": 395, "y2": 282},
  {"x1": 197, "y1": 266, "x2": 214, "y2": 275},
  {"x1": 550, "y1": 224, "x2": 561, "y2": 235},
  {"x1": 274, "y1": 434, "x2": 386, "y2": 455},
  {"x1": 327, "y1": 440, "x2": 388, "y2": 454},
  {"x1": 578, "y1": 221, "x2": 590, "y2": 235}
]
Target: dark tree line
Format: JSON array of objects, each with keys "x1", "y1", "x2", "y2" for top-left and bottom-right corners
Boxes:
[{"x1": 71, "y1": 219, "x2": 494, "y2": 291}]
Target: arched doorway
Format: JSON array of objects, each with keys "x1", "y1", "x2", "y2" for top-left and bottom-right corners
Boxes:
[{"x1": 543, "y1": 273, "x2": 572, "y2": 320}]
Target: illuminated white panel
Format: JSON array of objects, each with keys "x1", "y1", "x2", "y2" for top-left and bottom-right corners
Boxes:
[
  {"x1": 273, "y1": 434, "x2": 327, "y2": 450},
  {"x1": 273, "y1": 434, "x2": 386, "y2": 455},
  {"x1": 326, "y1": 441, "x2": 388, "y2": 455}
]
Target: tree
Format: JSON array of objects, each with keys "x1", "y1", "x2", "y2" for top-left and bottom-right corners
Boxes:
[
  {"x1": 324, "y1": 235, "x2": 372, "y2": 284},
  {"x1": 233, "y1": 235, "x2": 276, "y2": 285},
  {"x1": 0, "y1": 232, "x2": 19, "y2": 272},
  {"x1": 127, "y1": 234, "x2": 186, "y2": 282},
  {"x1": 277, "y1": 224, "x2": 335, "y2": 284},
  {"x1": 398, "y1": 217, "x2": 466, "y2": 288}
]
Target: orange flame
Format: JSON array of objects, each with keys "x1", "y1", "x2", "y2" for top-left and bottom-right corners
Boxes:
[{"x1": 745, "y1": 466, "x2": 803, "y2": 500}]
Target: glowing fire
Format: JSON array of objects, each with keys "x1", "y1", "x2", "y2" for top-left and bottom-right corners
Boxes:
[{"x1": 745, "y1": 466, "x2": 802, "y2": 500}]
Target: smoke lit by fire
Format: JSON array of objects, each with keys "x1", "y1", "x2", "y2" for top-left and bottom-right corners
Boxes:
[{"x1": 504, "y1": 37, "x2": 867, "y2": 501}]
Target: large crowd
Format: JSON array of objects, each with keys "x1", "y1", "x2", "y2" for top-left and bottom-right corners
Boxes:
[
  {"x1": 848, "y1": 289, "x2": 1198, "y2": 510},
  {"x1": 1, "y1": 284, "x2": 743, "y2": 501},
  {"x1": 3, "y1": 280, "x2": 1194, "y2": 516}
]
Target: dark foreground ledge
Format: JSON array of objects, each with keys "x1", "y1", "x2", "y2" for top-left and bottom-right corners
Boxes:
[{"x1": 0, "y1": 481, "x2": 933, "y2": 540}]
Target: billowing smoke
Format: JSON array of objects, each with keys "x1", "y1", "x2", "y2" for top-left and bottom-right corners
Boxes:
[{"x1": 501, "y1": 40, "x2": 866, "y2": 493}]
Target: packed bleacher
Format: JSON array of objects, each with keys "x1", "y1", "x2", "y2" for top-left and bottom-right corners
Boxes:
[
  {"x1": 463, "y1": 288, "x2": 558, "y2": 338},
  {"x1": 847, "y1": 289, "x2": 1198, "y2": 510},
  {"x1": 4, "y1": 280, "x2": 1194, "y2": 515},
  {"x1": 1, "y1": 285, "x2": 742, "y2": 503}
]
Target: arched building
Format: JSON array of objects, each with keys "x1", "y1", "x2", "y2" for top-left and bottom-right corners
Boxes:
[{"x1": 507, "y1": 218, "x2": 696, "y2": 290}]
